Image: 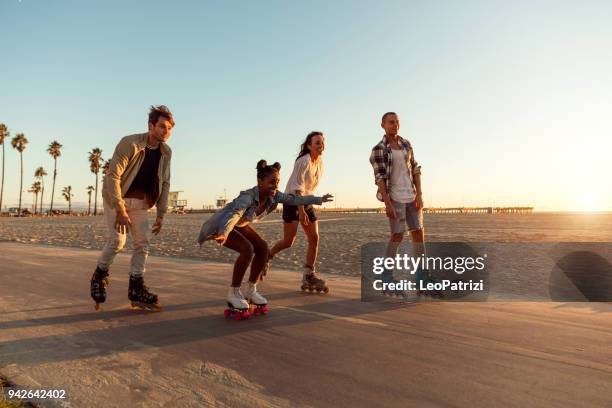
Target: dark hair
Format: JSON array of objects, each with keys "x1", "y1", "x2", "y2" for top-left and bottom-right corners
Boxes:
[
  {"x1": 256, "y1": 160, "x2": 281, "y2": 179},
  {"x1": 381, "y1": 112, "x2": 397, "y2": 123},
  {"x1": 296, "y1": 131, "x2": 324, "y2": 160},
  {"x1": 148, "y1": 105, "x2": 175, "y2": 127}
]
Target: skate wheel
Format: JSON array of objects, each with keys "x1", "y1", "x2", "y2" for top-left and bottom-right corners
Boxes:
[
  {"x1": 323, "y1": 287, "x2": 329, "y2": 294},
  {"x1": 300, "y1": 285, "x2": 308, "y2": 291},
  {"x1": 308, "y1": 287, "x2": 314, "y2": 292},
  {"x1": 260, "y1": 306, "x2": 268, "y2": 314},
  {"x1": 253, "y1": 307, "x2": 261, "y2": 316},
  {"x1": 224, "y1": 309, "x2": 231, "y2": 318}
]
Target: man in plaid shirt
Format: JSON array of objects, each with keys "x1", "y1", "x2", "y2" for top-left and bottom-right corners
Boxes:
[
  {"x1": 369, "y1": 111, "x2": 424, "y2": 240},
  {"x1": 369, "y1": 112, "x2": 431, "y2": 289}
]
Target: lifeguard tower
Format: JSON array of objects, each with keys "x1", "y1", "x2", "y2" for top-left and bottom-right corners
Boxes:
[{"x1": 169, "y1": 191, "x2": 188, "y2": 213}]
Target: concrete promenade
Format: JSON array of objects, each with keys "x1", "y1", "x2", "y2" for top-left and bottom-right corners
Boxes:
[{"x1": 0, "y1": 242, "x2": 611, "y2": 407}]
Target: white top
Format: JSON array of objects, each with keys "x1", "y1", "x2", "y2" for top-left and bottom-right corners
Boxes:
[
  {"x1": 389, "y1": 148, "x2": 415, "y2": 203},
  {"x1": 284, "y1": 154, "x2": 324, "y2": 196}
]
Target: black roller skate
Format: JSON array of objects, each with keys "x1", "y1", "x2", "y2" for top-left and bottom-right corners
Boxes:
[
  {"x1": 224, "y1": 287, "x2": 250, "y2": 320},
  {"x1": 300, "y1": 265, "x2": 329, "y2": 294},
  {"x1": 416, "y1": 269, "x2": 444, "y2": 299},
  {"x1": 128, "y1": 275, "x2": 162, "y2": 311},
  {"x1": 91, "y1": 266, "x2": 110, "y2": 311},
  {"x1": 380, "y1": 270, "x2": 408, "y2": 299}
]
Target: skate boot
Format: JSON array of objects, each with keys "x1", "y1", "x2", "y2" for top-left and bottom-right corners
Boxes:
[
  {"x1": 416, "y1": 269, "x2": 444, "y2": 299},
  {"x1": 91, "y1": 266, "x2": 110, "y2": 310},
  {"x1": 128, "y1": 275, "x2": 162, "y2": 311},
  {"x1": 224, "y1": 286, "x2": 250, "y2": 320},
  {"x1": 300, "y1": 265, "x2": 329, "y2": 294},
  {"x1": 380, "y1": 270, "x2": 407, "y2": 299},
  {"x1": 246, "y1": 282, "x2": 269, "y2": 316},
  {"x1": 260, "y1": 252, "x2": 273, "y2": 282}
]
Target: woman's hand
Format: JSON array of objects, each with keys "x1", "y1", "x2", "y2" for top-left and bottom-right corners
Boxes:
[{"x1": 322, "y1": 193, "x2": 334, "y2": 203}]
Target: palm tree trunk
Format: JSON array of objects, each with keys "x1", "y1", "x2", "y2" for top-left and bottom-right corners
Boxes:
[
  {"x1": 69, "y1": 197, "x2": 72, "y2": 214},
  {"x1": 40, "y1": 179, "x2": 44, "y2": 214},
  {"x1": 34, "y1": 192, "x2": 38, "y2": 215},
  {"x1": 18, "y1": 152, "x2": 23, "y2": 216},
  {"x1": 50, "y1": 158, "x2": 57, "y2": 215},
  {"x1": 94, "y1": 173, "x2": 99, "y2": 215},
  {"x1": 88, "y1": 193, "x2": 92, "y2": 215},
  {"x1": 0, "y1": 143, "x2": 4, "y2": 212}
]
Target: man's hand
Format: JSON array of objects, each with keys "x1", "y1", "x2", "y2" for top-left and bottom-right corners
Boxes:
[
  {"x1": 384, "y1": 201, "x2": 396, "y2": 219},
  {"x1": 414, "y1": 193, "x2": 424, "y2": 210},
  {"x1": 298, "y1": 208, "x2": 310, "y2": 226},
  {"x1": 214, "y1": 235, "x2": 227, "y2": 246},
  {"x1": 322, "y1": 193, "x2": 334, "y2": 202},
  {"x1": 151, "y1": 217, "x2": 163, "y2": 235},
  {"x1": 115, "y1": 211, "x2": 132, "y2": 234}
]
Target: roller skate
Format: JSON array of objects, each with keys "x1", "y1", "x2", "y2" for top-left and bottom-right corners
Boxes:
[
  {"x1": 224, "y1": 287, "x2": 250, "y2": 320},
  {"x1": 128, "y1": 275, "x2": 162, "y2": 311},
  {"x1": 91, "y1": 266, "x2": 110, "y2": 311},
  {"x1": 416, "y1": 269, "x2": 444, "y2": 299},
  {"x1": 260, "y1": 252, "x2": 273, "y2": 282},
  {"x1": 246, "y1": 282, "x2": 269, "y2": 316},
  {"x1": 300, "y1": 265, "x2": 329, "y2": 294},
  {"x1": 380, "y1": 270, "x2": 407, "y2": 299}
]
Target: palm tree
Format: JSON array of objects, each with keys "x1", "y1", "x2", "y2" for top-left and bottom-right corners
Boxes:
[
  {"x1": 35, "y1": 166, "x2": 47, "y2": 214},
  {"x1": 29, "y1": 181, "x2": 42, "y2": 215},
  {"x1": 102, "y1": 158, "x2": 110, "y2": 176},
  {"x1": 47, "y1": 141, "x2": 62, "y2": 215},
  {"x1": 0, "y1": 123, "x2": 9, "y2": 213},
  {"x1": 11, "y1": 133, "x2": 28, "y2": 216},
  {"x1": 86, "y1": 185, "x2": 95, "y2": 215},
  {"x1": 62, "y1": 185, "x2": 73, "y2": 214},
  {"x1": 88, "y1": 148, "x2": 103, "y2": 215}
]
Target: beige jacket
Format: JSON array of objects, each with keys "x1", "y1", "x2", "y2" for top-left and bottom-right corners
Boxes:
[{"x1": 102, "y1": 133, "x2": 172, "y2": 218}]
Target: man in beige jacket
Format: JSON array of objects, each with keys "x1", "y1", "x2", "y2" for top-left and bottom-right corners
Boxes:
[{"x1": 91, "y1": 105, "x2": 173, "y2": 310}]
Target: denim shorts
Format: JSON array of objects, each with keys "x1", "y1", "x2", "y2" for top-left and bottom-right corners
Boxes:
[{"x1": 389, "y1": 199, "x2": 423, "y2": 233}]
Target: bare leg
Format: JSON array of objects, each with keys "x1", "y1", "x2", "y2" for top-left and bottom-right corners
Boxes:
[
  {"x1": 234, "y1": 225, "x2": 269, "y2": 283},
  {"x1": 222, "y1": 229, "x2": 254, "y2": 287},
  {"x1": 270, "y1": 221, "x2": 299, "y2": 257},
  {"x1": 301, "y1": 220, "x2": 319, "y2": 268}
]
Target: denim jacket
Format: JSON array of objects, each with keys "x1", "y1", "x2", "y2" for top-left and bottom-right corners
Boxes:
[{"x1": 198, "y1": 186, "x2": 324, "y2": 244}]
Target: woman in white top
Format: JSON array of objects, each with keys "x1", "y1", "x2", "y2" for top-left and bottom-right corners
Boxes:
[{"x1": 267, "y1": 131, "x2": 329, "y2": 293}]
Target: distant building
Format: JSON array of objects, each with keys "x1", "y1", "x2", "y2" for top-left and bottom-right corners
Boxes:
[
  {"x1": 169, "y1": 191, "x2": 188, "y2": 213},
  {"x1": 216, "y1": 197, "x2": 227, "y2": 208}
]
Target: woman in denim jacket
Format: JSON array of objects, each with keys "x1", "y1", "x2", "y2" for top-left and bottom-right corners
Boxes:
[{"x1": 198, "y1": 160, "x2": 333, "y2": 319}]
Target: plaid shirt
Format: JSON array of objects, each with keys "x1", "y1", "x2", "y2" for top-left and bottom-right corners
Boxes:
[{"x1": 369, "y1": 135, "x2": 421, "y2": 202}]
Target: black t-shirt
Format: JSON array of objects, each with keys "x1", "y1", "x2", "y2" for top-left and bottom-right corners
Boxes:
[{"x1": 124, "y1": 146, "x2": 161, "y2": 205}]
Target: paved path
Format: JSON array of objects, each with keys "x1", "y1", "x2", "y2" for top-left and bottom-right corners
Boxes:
[{"x1": 1, "y1": 242, "x2": 611, "y2": 407}]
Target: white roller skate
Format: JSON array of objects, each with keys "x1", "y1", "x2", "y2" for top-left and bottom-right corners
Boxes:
[
  {"x1": 224, "y1": 286, "x2": 250, "y2": 320},
  {"x1": 246, "y1": 282, "x2": 269, "y2": 316},
  {"x1": 300, "y1": 265, "x2": 329, "y2": 294}
]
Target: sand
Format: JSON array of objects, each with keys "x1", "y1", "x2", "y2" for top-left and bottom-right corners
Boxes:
[{"x1": 1, "y1": 212, "x2": 611, "y2": 277}]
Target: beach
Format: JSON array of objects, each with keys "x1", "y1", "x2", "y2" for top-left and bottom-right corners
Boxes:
[{"x1": 1, "y1": 212, "x2": 611, "y2": 278}]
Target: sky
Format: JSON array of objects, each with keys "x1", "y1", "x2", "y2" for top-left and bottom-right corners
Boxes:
[{"x1": 0, "y1": 0, "x2": 611, "y2": 211}]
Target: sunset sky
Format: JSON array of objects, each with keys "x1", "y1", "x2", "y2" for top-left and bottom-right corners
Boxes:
[{"x1": 1, "y1": 0, "x2": 610, "y2": 211}]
